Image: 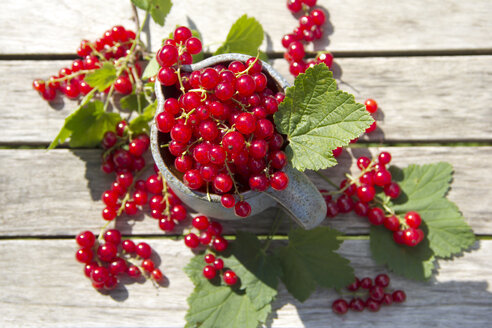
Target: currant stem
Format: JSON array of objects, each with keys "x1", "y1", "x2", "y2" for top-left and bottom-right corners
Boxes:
[
  {"x1": 47, "y1": 69, "x2": 95, "y2": 84},
  {"x1": 262, "y1": 208, "x2": 282, "y2": 252},
  {"x1": 224, "y1": 156, "x2": 241, "y2": 200}
]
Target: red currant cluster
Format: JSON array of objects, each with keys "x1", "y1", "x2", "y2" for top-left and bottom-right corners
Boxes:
[
  {"x1": 203, "y1": 253, "x2": 238, "y2": 286},
  {"x1": 283, "y1": 0, "x2": 333, "y2": 76},
  {"x1": 155, "y1": 26, "x2": 289, "y2": 218},
  {"x1": 100, "y1": 120, "x2": 152, "y2": 220},
  {"x1": 32, "y1": 25, "x2": 139, "y2": 101},
  {"x1": 332, "y1": 274, "x2": 406, "y2": 314},
  {"x1": 75, "y1": 230, "x2": 164, "y2": 290},
  {"x1": 322, "y1": 151, "x2": 424, "y2": 247}
]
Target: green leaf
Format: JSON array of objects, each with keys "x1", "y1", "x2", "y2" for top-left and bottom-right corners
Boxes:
[
  {"x1": 119, "y1": 93, "x2": 149, "y2": 111},
  {"x1": 142, "y1": 55, "x2": 159, "y2": 79},
  {"x1": 276, "y1": 227, "x2": 354, "y2": 302},
  {"x1": 84, "y1": 62, "x2": 117, "y2": 92},
  {"x1": 227, "y1": 232, "x2": 280, "y2": 312},
  {"x1": 129, "y1": 100, "x2": 157, "y2": 134},
  {"x1": 131, "y1": 0, "x2": 150, "y2": 10},
  {"x1": 131, "y1": 0, "x2": 172, "y2": 26},
  {"x1": 184, "y1": 250, "x2": 271, "y2": 328},
  {"x1": 49, "y1": 100, "x2": 122, "y2": 148},
  {"x1": 215, "y1": 14, "x2": 264, "y2": 57},
  {"x1": 274, "y1": 64, "x2": 373, "y2": 171},
  {"x1": 371, "y1": 225, "x2": 436, "y2": 280},
  {"x1": 370, "y1": 162, "x2": 476, "y2": 280}
]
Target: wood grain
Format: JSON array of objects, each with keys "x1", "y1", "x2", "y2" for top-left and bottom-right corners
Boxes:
[
  {"x1": 0, "y1": 147, "x2": 489, "y2": 236},
  {"x1": 3, "y1": 56, "x2": 492, "y2": 144},
  {"x1": 2, "y1": 0, "x2": 492, "y2": 55},
  {"x1": 0, "y1": 238, "x2": 490, "y2": 327}
]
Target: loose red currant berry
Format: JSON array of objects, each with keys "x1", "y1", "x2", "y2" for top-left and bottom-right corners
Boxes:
[
  {"x1": 336, "y1": 194, "x2": 354, "y2": 213},
  {"x1": 375, "y1": 273, "x2": 390, "y2": 287},
  {"x1": 213, "y1": 236, "x2": 229, "y2": 252},
  {"x1": 384, "y1": 215, "x2": 400, "y2": 231},
  {"x1": 103, "y1": 229, "x2": 121, "y2": 245},
  {"x1": 122, "y1": 239, "x2": 136, "y2": 253},
  {"x1": 357, "y1": 184, "x2": 376, "y2": 203},
  {"x1": 136, "y1": 242, "x2": 152, "y2": 259},
  {"x1": 213, "y1": 258, "x2": 224, "y2": 270},
  {"x1": 211, "y1": 173, "x2": 233, "y2": 194},
  {"x1": 326, "y1": 201, "x2": 339, "y2": 218},
  {"x1": 223, "y1": 270, "x2": 238, "y2": 285},
  {"x1": 378, "y1": 151, "x2": 392, "y2": 165},
  {"x1": 392, "y1": 290, "x2": 406, "y2": 303},
  {"x1": 76, "y1": 231, "x2": 95, "y2": 248},
  {"x1": 192, "y1": 215, "x2": 210, "y2": 230},
  {"x1": 204, "y1": 254, "x2": 215, "y2": 264},
  {"x1": 332, "y1": 299, "x2": 348, "y2": 315},
  {"x1": 365, "y1": 99, "x2": 378, "y2": 113},
  {"x1": 76, "y1": 247, "x2": 94, "y2": 263},
  {"x1": 124, "y1": 201, "x2": 138, "y2": 215},
  {"x1": 287, "y1": 41, "x2": 305, "y2": 62},
  {"x1": 127, "y1": 265, "x2": 141, "y2": 278},
  {"x1": 360, "y1": 277, "x2": 373, "y2": 289},
  {"x1": 221, "y1": 194, "x2": 236, "y2": 208},
  {"x1": 346, "y1": 277, "x2": 360, "y2": 291},
  {"x1": 354, "y1": 201, "x2": 370, "y2": 217},
  {"x1": 384, "y1": 182, "x2": 401, "y2": 199},
  {"x1": 203, "y1": 265, "x2": 217, "y2": 279},
  {"x1": 368, "y1": 207, "x2": 385, "y2": 225},
  {"x1": 405, "y1": 211, "x2": 422, "y2": 228},
  {"x1": 357, "y1": 156, "x2": 371, "y2": 170},
  {"x1": 184, "y1": 233, "x2": 200, "y2": 248},
  {"x1": 366, "y1": 299, "x2": 381, "y2": 312},
  {"x1": 152, "y1": 268, "x2": 164, "y2": 282},
  {"x1": 109, "y1": 258, "x2": 127, "y2": 275},
  {"x1": 114, "y1": 76, "x2": 133, "y2": 94},
  {"x1": 234, "y1": 201, "x2": 252, "y2": 217},
  {"x1": 349, "y1": 298, "x2": 365, "y2": 312},
  {"x1": 102, "y1": 207, "x2": 117, "y2": 221},
  {"x1": 382, "y1": 293, "x2": 393, "y2": 305},
  {"x1": 141, "y1": 259, "x2": 155, "y2": 272},
  {"x1": 171, "y1": 204, "x2": 187, "y2": 221},
  {"x1": 369, "y1": 286, "x2": 385, "y2": 302},
  {"x1": 159, "y1": 219, "x2": 175, "y2": 232},
  {"x1": 311, "y1": 9, "x2": 326, "y2": 26}
]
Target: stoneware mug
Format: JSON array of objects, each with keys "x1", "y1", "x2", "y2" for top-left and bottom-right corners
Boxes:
[{"x1": 150, "y1": 53, "x2": 326, "y2": 229}]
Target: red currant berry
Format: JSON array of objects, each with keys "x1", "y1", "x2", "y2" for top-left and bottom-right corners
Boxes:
[
  {"x1": 91, "y1": 266, "x2": 110, "y2": 283},
  {"x1": 184, "y1": 233, "x2": 200, "y2": 248},
  {"x1": 368, "y1": 207, "x2": 385, "y2": 225},
  {"x1": 270, "y1": 171, "x2": 289, "y2": 191},
  {"x1": 375, "y1": 273, "x2": 390, "y2": 287},
  {"x1": 287, "y1": 41, "x2": 305, "y2": 62},
  {"x1": 332, "y1": 299, "x2": 348, "y2": 315},
  {"x1": 103, "y1": 229, "x2": 121, "y2": 245},
  {"x1": 384, "y1": 182, "x2": 401, "y2": 199},
  {"x1": 392, "y1": 290, "x2": 406, "y2": 303},
  {"x1": 360, "y1": 277, "x2": 373, "y2": 289},
  {"x1": 174, "y1": 26, "x2": 192, "y2": 42},
  {"x1": 234, "y1": 201, "x2": 252, "y2": 217},
  {"x1": 365, "y1": 99, "x2": 378, "y2": 113},
  {"x1": 354, "y1": 201, "x2": 370, "y2": 217},
  {"x1": 346, "y1": 277, "x2": 360, "y2": 291},
  {"x1": 76, "y1": 247, "x2": 94, "y2": 263},
  {"x1": 109, "y1": 258, "x2": 127, "y2": 275},
  {"x1": 146, "y1": 174, "x2": 163, "y2": 194},
  {"x1": 223, "y1": 131, "x2": 245, "y2": 154},
  {"x1": 213, "y1": 173, "x2": 233, "y2": 193},
  {"x1": 213, "y1": 258, "x2": 224, "y2": 270},
  {"x1": 405, "y1": 211, "x2": 422, "y2": 228},
  {"x1": 235, "y1": 113, "x2": 256, "y2": 135},
  {"x1": 349, "y1": 298, "x2": 365, "y2": 312},
  {"x1": 171, "y1": 123, "x2": 192, "y2": 143},
  {"x1": 213, "y1": 236, "x2": 228, "y2": 252},
  {"x1": 76, "y1": 231, "x2": 95, "y2": 248},
  {"x1": 215, "y1": 82, "x2": 235, "y2": 100},
  {"x1": 369, "y1": 285, "x2": 385, "y2": 302},
  {"x1": 122, "y1": 239, "x2": 136, "y2": 253},
  {"x1": 124, "y1": 201, "x2": 138, "y2": 215},
  {"x1": 382, "y1": 293, "x2": 393, "y2": 306},
  {"x1": 223, "y1": 270, "x2": 238, "y2": 285},
  {"x1": 136, "y1": 242, "x2": 152, "y2": 259},
  {"x1": 192, "y1": 215, "x2": 210, "y2": 230},
  {"x1": 157, "y1": 45, "x2": 179, "y2": 67},
  {"x1": 374, "y1": 169, "x2": 392, "y2": 186},
  {"x1": 186, "y1": 37, "x2": 202, "y2": 54},
  {"x1": 357, "y1": 156, "x2": 371, "y2": 170},
  {"x1": 357, "y1": 184, "x2": 376, "y2": 203},
  {"x1": 249, "y1": 173, "x2": 270, "y2": 191},
  {"x1": 378, "y1": 151, "x2": 392, "y2": 165},
  {"x1": 393, "y1": 230, "x2": 405, "y2": 244},
  {"x1": 286, "y1": 0, "x2": 303, "y2": 13},
  {"x1": 97, "y1": 243, "x2": 118, "y2": 262},
  {"x1": 203, "y1": 265, "x2": 217, "y2": 279},
  {"x1": 403, "y1": 228, "x2": 419, "y2": 246},
  {"x1": 102, "y1": 207, "x2": 117, "y2": 221},
  {"x1": 384, "y1": 215, "x2": 400, "y2": 231},
  {"x1": 159, "y1": 219, "x2": 175, "y2": 232},
  {"x1": 326, "y1": 201, "x2": 339, "y2": 218},
  {"x1": 311, "y1": 9, "x2": 326, "y2": 26},
  {"x1": 366, "y1": 299, "x2": 380, "y2": 312},
  {"x1": 114, "y1": 76, "x2": 133, "y2": 94},
  {"x1": 171, "y1": 204, "x2": 187, "y2": 221},
  {"x1": 221, "y1": 194, "x2": 236, "y2": 208},
  {"x1": 127, "y1": 265, "x2": 141, "y2": 278}
]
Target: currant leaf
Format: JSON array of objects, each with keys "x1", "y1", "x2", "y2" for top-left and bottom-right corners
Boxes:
[
  {"x1": 142, "y1": 56, "x2": 159, "y2": 79},
  {"x1": 276, "y1": 227, "x2": 354, "y2": 302},
  {"x1": 184, "y1": 250, "x2": 270, "y2": 328},
  {"x1": 215, "y1": 14, "x2": 265, "y2": 58},
  {"x1": 226, "y1": 231, "x2": 280, "y2": 312},
  {"x1": 370, "y1": 162, "x2": 476, "y2": 280},
  {"x1": 84, "y1": 62, "x2": 117, "y2": 91},
  {"x1": 49, "y1": 100, "x2": 121, "y2": 149},
  {"x1": 274, "y1": 64, "x2": 373, "y2": 171},
  {"x1": 132, "y1": 0, "x2": 172, "y2": 26},
  {"x1": 120, "y1": 93, "x2": 149, "y2": 111},
  {"x1": 129, "y1": 100, "x2": 157, "y2": 134}
]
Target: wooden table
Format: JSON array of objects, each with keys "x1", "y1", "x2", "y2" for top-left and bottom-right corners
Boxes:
[{"x1": 1, "y1": 0, "x2": 492, "y2": 326}]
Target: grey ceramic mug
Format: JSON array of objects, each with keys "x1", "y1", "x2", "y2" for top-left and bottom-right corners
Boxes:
[{"x1": 150, "y1": 53, "x2": 326, "y2": 229}]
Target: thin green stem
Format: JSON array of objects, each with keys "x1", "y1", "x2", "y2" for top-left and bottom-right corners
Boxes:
[{"x1": 262, "y1": 209, "x2": 282, "y2": 252}]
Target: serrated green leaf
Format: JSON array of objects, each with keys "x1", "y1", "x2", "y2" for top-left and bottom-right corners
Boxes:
[
  {"x1": 215, "y1": 14, "x2": 264, "y2": 57},
  {"x1": 227, "y1": 231, "x2": 280, "y2": 311},
  {"x1": 276, "y1": 227, "x2": 354, "y2": 302},
  {"x1": 49, "y1": 100, "x2": 121, "y2": 148},
  {"x1": 150, "y1": 0, "x2": 172, "y2": 26},
  {"x1": 142, "y1": 55, "x2": 159, "y2": 79},
  {"x1": 131, "y1": 0, "x2": 150, "y2": 10},
  {"x1": 84, "y1": 62, "x2": 117, "y2": 92},
  {"x1": 389, "y1": 163, "x2": 475, "y2": 258},
  {"x1": 370, "y1": 225, "x2": 436, "y2": 280},
  {"x1": 274, "y1": 64, "x2": 373, "y2": 171},
  {"x1": 370, "y1": 163, "x2": 476, "y2": 280},
  {"x1": 129, "y1": 100, "x2": 157, "y2": 134},
  {"x1": 119, "y1": 93, "x2": 149, "y2": 111},
  {"x1": 184, "y1": 247, "x2": 272, "y2": 328}
]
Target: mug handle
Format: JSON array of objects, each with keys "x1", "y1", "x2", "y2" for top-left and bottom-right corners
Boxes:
[{"x1": 264, "y1": 165, "x2": 327, "y2": 229}]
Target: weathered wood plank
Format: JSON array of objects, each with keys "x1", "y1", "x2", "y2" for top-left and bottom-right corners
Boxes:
[
  {"x1": 2, "y1": 0, "x2": 492, "y2": 54},
  {"x1": 0, "y1": 238, "x2": 490, "y2": 327},
  {"x1": 3, "y1": 56, "x2": 492, "y2": 144},
  {"x1": 0, "y1": 147, "x2": 489, "y2": 236}
]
